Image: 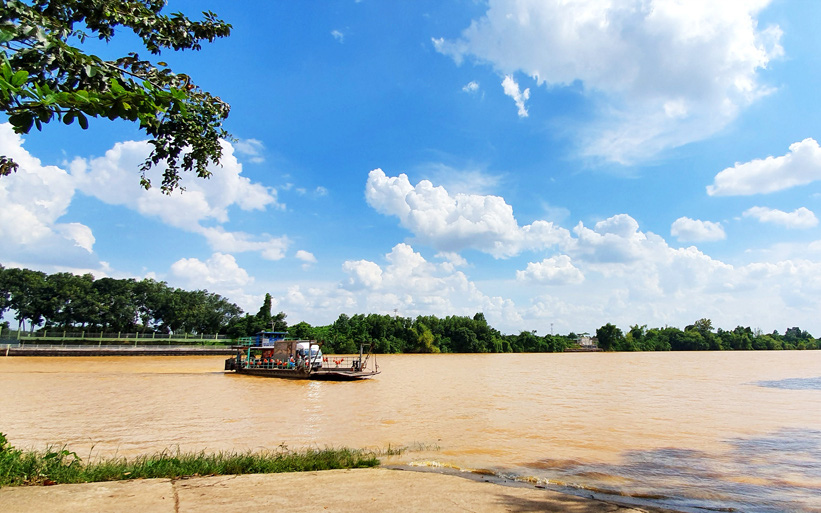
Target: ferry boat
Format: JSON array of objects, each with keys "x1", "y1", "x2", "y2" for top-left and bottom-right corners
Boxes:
[{"x1": 224, "y1": 331, "x2": 379, "y2": 381}]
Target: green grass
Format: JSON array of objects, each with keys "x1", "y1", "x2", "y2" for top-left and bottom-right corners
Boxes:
[{"x1": 0, "y1": 433, "x2": 379, "y2": 487}]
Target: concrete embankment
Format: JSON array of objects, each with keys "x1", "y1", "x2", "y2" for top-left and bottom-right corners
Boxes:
[
  {"x1": 0, "y1": 467, "x2": 678, "y2": 513},
  {"x1": 1, "y1": 344, "x2": 234, "y2": 356}
]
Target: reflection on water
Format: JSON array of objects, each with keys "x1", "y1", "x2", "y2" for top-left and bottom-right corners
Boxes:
[
  {"x1": 1, "y1": 351, "x2": 820, "y2": 512},
  {"x1": 757, "y1": 377, "x2": 821, "y2": 390},
  {"x1": 525, "y1": 429, "x2": 821, "y2": 512}
]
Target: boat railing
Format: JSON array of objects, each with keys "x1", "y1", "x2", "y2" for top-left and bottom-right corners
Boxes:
[
  {"x1": 242, "y1": 354, "x2": 375, "y2": 372},
  {"x1": 322, "y1": 355, "x2": 371, "y2": 372}
]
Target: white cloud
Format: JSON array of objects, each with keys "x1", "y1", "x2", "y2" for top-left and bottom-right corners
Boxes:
[
  {"x1": 54, "y1": 223, "x2": 96, "y2": 252},
  {"x1": 342, "y1": 259, "x2": 384, "y2": 290},
  {"x1": 707, "y1": 138, "x2": 821, "y2": 196},
  {"x1": 0, "y1": 124, "x2": 98, "y2": 267},
  {"x1": 361, "y1": 169, "x2": 821, "y2": 333},
  {"x1": 671, "y1": 217, "x2": 726, "y2": 242},
  {"x1": 197, "y1": 227, "x2": 290, "y2": 261},
  {"x1": 295, "y1": 250, "x2": 317, "y2": 269},
  {"x1": 365, "y1": 168, "x2": 570, "y2": 258},
  {"x1": 435, "y1": 0, "x2": 783, "y2": 163},
  {"x1": 462, "y1": 81, "x2": 480, "y2": 93},
  {"x1": 233, "y1": 138, "x2": 265, "y2": 164},
  {"x1": 501, "y1": 75, "x2": 530, "y2": 117},
  {"x1": 570, "y1": 214, "x2": 658, "y2": 264},
  {"x1": 418, "y1": 162, "x2": 502, "y2": 195},
  {"x1": 435, "y1": 251, "x2": 468, "y2": 273},
  {"x1": 340, "y1": 243, "x2": 520, "y2": 325},
  {"x1": 331, "y1": 30, "x2": 345, "y2": 43},
  {"x1": 516, "y1": 255, "x2": 584, "y2": 285},
  {"x1": 169, "y1": 253, "x2": 253, "y2": 292},
  {"x1": 70, "y1": 138, "x2": 287, "y2": 259},
  {"x1": 743, "y1": 206, "x2": 818, "y2": 229}
]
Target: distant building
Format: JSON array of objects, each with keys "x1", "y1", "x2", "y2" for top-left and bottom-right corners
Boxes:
[{"x1": 576, "y1": 335, "x2": 598, "y2": 348}]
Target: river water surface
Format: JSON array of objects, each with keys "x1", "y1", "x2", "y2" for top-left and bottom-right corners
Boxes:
[{"x1": 1, "y1": 352, "x2": 820, "y2": 512}]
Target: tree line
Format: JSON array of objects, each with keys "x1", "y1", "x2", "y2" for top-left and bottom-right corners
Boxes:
[
  {"x1": 0, "y1": 265, "x2": 242, "y2": 334},
  {"x1": 287, "y1": 312, "x2": 572, "y2": 354},
  {"x1": 2, "y1": 265, "x2": 818, "y2": 352},
  {"x1": 596, "y1": 318, "x2": 819, "y2": 351}
]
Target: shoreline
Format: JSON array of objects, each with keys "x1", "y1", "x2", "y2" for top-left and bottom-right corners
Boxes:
[{"x1": 0, "y1": 467, "x2": 684, "y2": 513}]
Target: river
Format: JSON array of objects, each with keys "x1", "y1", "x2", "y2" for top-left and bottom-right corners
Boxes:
[{"x1": 1, "y1": 351, "x2": 819, "y2": 512}]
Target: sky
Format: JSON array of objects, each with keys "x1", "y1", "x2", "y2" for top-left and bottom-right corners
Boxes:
[{"x1": 3, "y1": 0, "x2": 821, "y2": 336}]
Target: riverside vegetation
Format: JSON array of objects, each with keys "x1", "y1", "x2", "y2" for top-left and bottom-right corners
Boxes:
[
  {"x1": 1, "y1": 265, "x2": 818, "y2": 353},
  {"x1": 0, "y1": 433, "x2": 380, "y2": 487}
]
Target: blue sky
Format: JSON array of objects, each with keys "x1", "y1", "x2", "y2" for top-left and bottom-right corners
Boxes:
[{"x1": 3, "y1": 0, "x2": 821, "y2": 336}]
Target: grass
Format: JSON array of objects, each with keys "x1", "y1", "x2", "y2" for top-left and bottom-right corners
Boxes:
[{"x1": 0, "y1": 433, "x2": 380, "y2": 487}]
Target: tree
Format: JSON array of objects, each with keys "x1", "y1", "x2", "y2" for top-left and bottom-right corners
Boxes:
[
  {"x1": 288, "y1": 321, "x2": 315, "y2": 340},
  {"x1": 255, "y1": 293, "x2": 273, "y2": 331},
  {"x1": 3, "y1": 267, "x2": 48, "y2": 331},
  {"x1": 596, "y1": 323, "x2": 624, "y2": 351},
  {"x1": 0, "y1": 264, "x2": 9, "y2": 320},
  {"x1": 0, "y1": 0, "x2": 231, "y2": 192}
]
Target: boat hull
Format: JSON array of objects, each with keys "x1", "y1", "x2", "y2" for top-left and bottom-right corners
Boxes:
[
  {"x1": 226, "y1": 359, "x2": 378, "y2": 381},
  {"x1": 231, "y1": 367, "x2": 378, "y2": 381}
]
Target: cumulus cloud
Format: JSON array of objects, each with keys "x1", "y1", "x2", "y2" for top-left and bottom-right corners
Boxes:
[
  {"x1": 0, "y1": 124, "x2": 98, "y2": 268},
  {"x1": 365, "y1": 168, "x2": 570, "y2": 257},
  {"x1": 743, "y1": 206, "x2": 818, "y2": 229},
  {"x1": 569, "y1": 214, "x2": 662, "y2": 264},
  {"x1": 361, "y1": 168, "x2": 821, "y2": 332},
  {"x1": 69, "y1": 138, "x2": 288, "y2": 259},
  {"x1": 517, "y1": 255, "x2": 584, "y2": 285},
  {"x1": 435, "y1": 0, "x2": 783, "y2": 162},
  {"x1": 198, "y1": 227, "x2": 289, "y2": 261},
  {"x1": 341, "y1": 243, "x2": 520, "y2": 324},
  {"x1": 295, "y1": 250, "x2": 317, "y2": 269},
  {"x1": 435, "y1": 251, "x2": 468, "y2": 272},
  {"x1": 501, "y1": 75, "x2": 529, "y2": 117},
  {"x1": 462, "y1": 81, "x2": 480, "y2": 93},
  {"x1": 169, "y1": 253, "x2": 253, "y2": 290},
  {"x1": 707, "y1": 138, "x2": 821, "y2": 196},
  {"x1": 671, "y1": 217, "x2": 726, "y2": 242}
]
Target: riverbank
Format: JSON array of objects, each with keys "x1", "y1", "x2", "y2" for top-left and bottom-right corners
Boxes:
[
  {"x1": 0, "y1": 344, "x2": 234, "y2": 356},
  {"x1": 0, "y1": 467, "x2": 680, "y2": 513}
]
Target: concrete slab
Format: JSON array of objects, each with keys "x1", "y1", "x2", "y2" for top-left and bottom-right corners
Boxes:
[
  {"x1": 0, "y1": 468, "x2": 674, "y2": 513},
  {"x1": 175, "y1": 469, "x2": 657, "y2": 513},
  {"x1": 0, "y1": 478, "x2": 175, "y2": 513}
]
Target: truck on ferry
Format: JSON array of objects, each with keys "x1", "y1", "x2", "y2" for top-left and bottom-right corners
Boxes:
[{"x1": 224, "y1": 331, "x2": 379, "y2": 381}]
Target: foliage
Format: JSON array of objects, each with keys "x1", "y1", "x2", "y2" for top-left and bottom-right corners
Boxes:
[
  {"x1": 0, "y1": 0, "x2": 231, "y2": 192},
  {"x1": 596, "y1": 319, "x2": 819, "y2": 352},
  {"x1": 0, "y1": 433, "x2": 378, "y2": 487},
  {"x1": 298, "y1": 311, "x2": 572, "y2": 355},
  {"x1": 596, "y1": 323, "x2": 624, "y2": 351},
  {"x1": 0, "y1": 265, "x2": 242, "y2": 333}
]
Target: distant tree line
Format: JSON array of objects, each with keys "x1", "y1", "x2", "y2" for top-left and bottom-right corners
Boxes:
[
  {"x1": 2, "y1": 265, "x2": 818, "y2": 351},
  {"x1": 288, "y1": 312, "x2": 572, "y2": 354},
  {"x1": 596, "y1": 318, "x2": 819, "y2": 351},
  {"x1": 0, "y1": 265, "x2": 242, "y2": 334}
]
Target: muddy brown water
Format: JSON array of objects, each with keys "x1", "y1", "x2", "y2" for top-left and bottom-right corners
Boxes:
[{"x1": 1, "y1": 352, "x2": 820, "y2": 512}]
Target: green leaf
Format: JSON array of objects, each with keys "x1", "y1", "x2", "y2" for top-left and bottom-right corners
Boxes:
[
  {"x1": 77, "y1": 112, "x2": 89, "y2": 130},
  {"x1": 8, "y1": 112, "x2": 34, "y2": 133},
  {"x1": 63, "y1": 111, "x2": 75, "y2": 125},
  {"x1": 11, "y1": 70, "x2": 29, "y2": 88}
]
